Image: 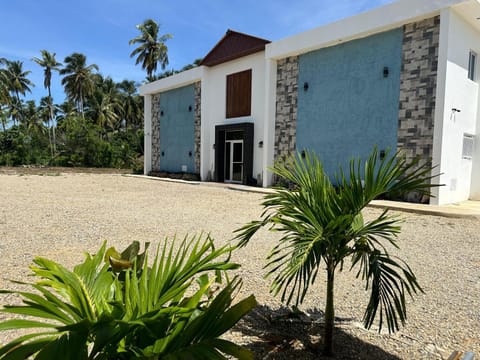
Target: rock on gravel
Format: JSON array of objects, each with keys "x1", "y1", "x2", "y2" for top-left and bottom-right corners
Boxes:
[{"x1": 0, "y1": 173, "x2": 479, "y2": 359}]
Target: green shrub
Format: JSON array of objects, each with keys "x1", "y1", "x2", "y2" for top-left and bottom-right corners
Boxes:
[{"x1": 0, "y1": 235, "x2": 255, "y2": 359}]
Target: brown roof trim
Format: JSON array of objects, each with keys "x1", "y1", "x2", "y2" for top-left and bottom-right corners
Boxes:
[{"x1": 200, "y1": 29, "x2": 271, "y2": 67}]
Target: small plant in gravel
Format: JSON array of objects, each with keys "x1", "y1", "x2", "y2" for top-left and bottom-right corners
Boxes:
[
  {"x1": 235, "y1": 148, "x2": 437, "y2": 356},
  {"x1": 0, "y1": 235, "x2": 256, "y2": 359}
]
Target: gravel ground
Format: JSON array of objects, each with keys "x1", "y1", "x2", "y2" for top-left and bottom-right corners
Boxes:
[{"x1": 0, "y1": 172, "x2": 479, "y2": 359}]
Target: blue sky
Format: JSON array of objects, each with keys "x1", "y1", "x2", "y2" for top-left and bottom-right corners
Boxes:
[{"x1": 0, "y1": 0, "x2": 393, "y2": 104}]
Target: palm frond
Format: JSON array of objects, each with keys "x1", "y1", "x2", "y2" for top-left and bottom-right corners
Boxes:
[{"x1": 352, "y1": 249, "x2": 423, "y2": 333}]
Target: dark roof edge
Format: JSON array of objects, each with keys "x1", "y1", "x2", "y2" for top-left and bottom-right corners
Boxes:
[{"x1": 200, "y1": 29, "x2": 271, "y2": 67}]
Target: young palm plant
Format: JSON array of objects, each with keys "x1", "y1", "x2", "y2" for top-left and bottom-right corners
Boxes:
[
  {"x1": 0, "y1": 235, "x2": 256, "y2": 359},
  {"x1": 235, "y1": 148, "x2": 437, "y2": 355}
]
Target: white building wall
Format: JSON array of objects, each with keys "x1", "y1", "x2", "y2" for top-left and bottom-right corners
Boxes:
[
  {"x1": 200, "y1": 52, "x2": 266, "y2": 183},
  {"x1": 433, "y1": 8, "x2": 480, "y2": 204},
  {"x1": 143, "y1": 95, "x2": 152, "y2": 175}
]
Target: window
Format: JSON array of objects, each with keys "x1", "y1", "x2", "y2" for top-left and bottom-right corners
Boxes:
[
  {"x1": 226, "y1": 69, "x2": 252, "y2": 118},
  {"x1": 468, "y1": 51, "x2": 477, "y2": 81},
  {"x1": 462, "y1": 133, "x2": 474, "y2": 159}
]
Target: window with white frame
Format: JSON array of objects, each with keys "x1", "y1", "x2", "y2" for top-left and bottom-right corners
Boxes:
[
  {"x1": 462, "y1": 133, "x2": 474, "y2": 159},
  {"x1": 468, "y1": 50, "x2": 477, "y2": 81}
]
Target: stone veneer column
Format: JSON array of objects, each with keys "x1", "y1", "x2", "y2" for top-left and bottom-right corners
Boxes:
[
  {"x1": 194, "y1": 82, "x2": 201, "y2": 174},
  {"x1": 151, "y1": 93, "x2": 161, "y2": 172},
  {"x1": 397, "y1": 16, "x2": 440, "y2": 164},
  {"x1": 274, "y1": 56, "x2": 299, "y2": 163}
]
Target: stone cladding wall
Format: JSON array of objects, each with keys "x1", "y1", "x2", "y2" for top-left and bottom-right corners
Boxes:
[
  {"x1": 194, "y1": 82, "x2": 201, "y2": 174},
  {"x1": 151, "y1": 94, "x2": 161, "y2": 172},
  {"x1": 397, "y1": 16, "x2": 440, "y2": 165},
  {"x1": 274, "y1": 56, "x2": 299, "y2": 163}
]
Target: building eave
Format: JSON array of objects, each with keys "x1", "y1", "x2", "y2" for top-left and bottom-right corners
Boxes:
[
  {"x1": 139, "y1": 66, "x2": 204, "y2": 95},
  {"x1": 266, "y1": 0, "x2": 469, "y2": 60}
]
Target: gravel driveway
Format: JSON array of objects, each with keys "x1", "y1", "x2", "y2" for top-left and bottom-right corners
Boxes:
[{"x1": 0, "y1": 173, "x2": 479, "y2": 359}]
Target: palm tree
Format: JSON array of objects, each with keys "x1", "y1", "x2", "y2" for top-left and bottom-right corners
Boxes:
[
  {"x1": 129, "y1": 19, "x2": 172, "y2": 79},
  {"x1": 235, "y1": 148, "x2": 437, "y2": 355},
  {"x1": 32, "y1": 50, "x2": 62, "y2": 156},
  {"x1": 55, "y1": 100, "x2": 77, "y2": 125},
  {"x1": 0, "y1": 59, "x2": 10, "y2": 103},
  {"x1": 117, "y1": 79, "x2": 142, "y2": 129},
  {"x1": 86, "y1": 75, "x2": 121, "y2": 136},
  {"x1": 2, "y1": 60, "x2": 33, "y2": 102},
  {"x1": 22, "y1": 100, "x2": 44, "y2": 134},
  {"x1": 6, "y1": 96, "x2": 23, "y2": 127},
  {"x1": 60, "y1": 53, "x2": 98, "y2": 115},
  {"x1": 38, "y1": 96, "x2": 56, "y2": 157},
  {"x1": 87, "y1": 91, "x2": 120, "y2": 135},
  {"x1": 0, "y1": 60, "x2": 12, "y2": 130},
  {"x1": 1, "y1": 60, "x2": 33, "y2": 125}
]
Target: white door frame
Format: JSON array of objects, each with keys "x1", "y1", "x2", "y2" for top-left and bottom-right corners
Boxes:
[{"x1": 225, "y1": 139, "x2": 243, "y2": 183}]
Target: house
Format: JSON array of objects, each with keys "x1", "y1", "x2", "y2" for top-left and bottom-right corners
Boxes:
[{"x1": 139, "y1": 0, "x2": 480, "y2": 205}]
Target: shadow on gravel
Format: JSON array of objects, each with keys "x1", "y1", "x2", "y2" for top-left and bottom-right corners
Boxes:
[{"x1": 234, "y1": 305, "x2": 401, "y2": 360}]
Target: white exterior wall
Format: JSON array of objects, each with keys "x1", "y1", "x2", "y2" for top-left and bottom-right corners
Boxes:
[
  {"x1": 432, "y1": 8, "x2": 480, "y2": 204},
  {"x1": 143, "y1": 95, "x2": 152, "y2": 175},
  {"x1": 200, "y1": 52, "x2": 266, "y2": 183},
  {"x1": 262, "y1": 59, "x2": 278, "y2": 187}
]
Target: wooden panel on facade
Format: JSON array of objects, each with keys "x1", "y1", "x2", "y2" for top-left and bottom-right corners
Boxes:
[{"x1": 226, "y1": 69, "x2": 252, "y2": 118}]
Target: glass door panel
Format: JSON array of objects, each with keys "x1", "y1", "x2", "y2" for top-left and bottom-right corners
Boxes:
[
  {"x1": 225, "y1": 142, "x2": 231, "y2": 181},
  {"x1": 225, "y1": 139, "x2": 243, "y2": 183}
]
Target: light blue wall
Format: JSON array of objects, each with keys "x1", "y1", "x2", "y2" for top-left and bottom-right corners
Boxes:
[
  {"x1": 159, "y1": 85, "x2": 195, "y2": 173},
  {"x1": 296, "y1": 28, "x2": 403, "y2": 178}
]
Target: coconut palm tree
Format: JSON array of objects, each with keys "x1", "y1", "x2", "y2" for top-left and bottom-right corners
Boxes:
[
  {"x1": 86, "y1": 75, "x2": 121, "y2": 136},
  {"x1": 2, "y1": 59, "x2": 33, "y2": 102},
  {"x1": 129, "y1": 19, "x2": 172, "y2": 79},
  {"x1": 117, "y1": 79, "x2": 142, "y2": 129},
  {"x1": 1, "y1": 59, "x2": 33, "y2": 125},
  {"x1": 0, "y1": 59, "x2": 10, "y2": 105},
  {"x1": 55, "y1": 100, "x2": 77, "y2": 124},
  {"x1": 87, "y1": 91, "x2": 120, "y2": 135},
  {"x1": 32, "y1": 50, "x2": 61, "y2": 100},
  {"x1": 235, "y1": 148, "x2": 437, "y2": 355},
  {"x1": 0, "y1": 60, "x2": 11, "y2": 130},
  {"x1": 60, "y1": 53, "x2": 98, "y2": 115},
  {"x1": 32, "y1": 50, "x2": 62, "y2": 156},
  {"x1": 6, "y1": 96, "x2": 23, "y2": 127}
]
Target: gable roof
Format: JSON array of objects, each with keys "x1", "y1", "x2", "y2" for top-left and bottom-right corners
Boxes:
[{"x1": 200, "y1": 29, "x2": 270, "y2": 67}]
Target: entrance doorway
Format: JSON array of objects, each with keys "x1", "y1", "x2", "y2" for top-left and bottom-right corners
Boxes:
[{"x1": 214, "y1": 123, "x2": 254, "y2": 185}]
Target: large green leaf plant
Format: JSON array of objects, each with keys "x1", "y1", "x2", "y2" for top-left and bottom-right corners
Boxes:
[
  {"x1": 0, "y1": 235, "x2": 256, "y2": 359},
  {"x1": 235, "y1": 148, "x2": 437, "y2": 355}
]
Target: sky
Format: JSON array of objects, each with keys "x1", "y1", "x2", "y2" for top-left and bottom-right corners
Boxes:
[{"x1": 0, "y1": 0, "x2": 394, "y2": 104}]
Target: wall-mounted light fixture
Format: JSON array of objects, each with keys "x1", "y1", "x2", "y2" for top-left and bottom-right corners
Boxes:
[
  {"x1": 380, "y1": 150, "x2": 386, "y2": 160},
  {"x1": 188, "y1": 105, "x2": 192, "y2": 112},
  {"x1": 301, "y1": 150, "x2": 306, "y2": 159},
  {"x1": 161, "y1": 151, "x2": 165, "y2": 157},
  {"x1": 383, "y1": 67, "x2": 389, "y2": 78},
  {"x1": 303, "y1": 82, "x2": 309, "y2": 91},
  {"x1": 258, "y1": 141, "x2": 263, "y2": 148},
  {"x1": 452, "y1": 108, "x2": 461, "y2": 113},
  {"x1": 160, "y1": 110, "x2": 164, "y2": 116},
  {"x1": 188, "y1": 151, "x2": 193, "y2": 157}
]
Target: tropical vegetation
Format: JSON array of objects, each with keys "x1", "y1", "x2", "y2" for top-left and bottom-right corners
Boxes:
[
  {"x1": 0, "y1": 53, "x2": 144, "y2": 171},
  {"x1": 0, "y1": 235, "x2": 256, "y2": 359},
  {"x1": 0, "y1": 18, "x2": 187, "y2": 171},
  {"x1": 235, "y1": 148, "x2": 436, "y2": 355}
]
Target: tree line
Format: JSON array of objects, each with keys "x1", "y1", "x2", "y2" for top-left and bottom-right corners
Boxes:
[{"x1": 0, "y1": 19, "x2": 179, "y2": 171}]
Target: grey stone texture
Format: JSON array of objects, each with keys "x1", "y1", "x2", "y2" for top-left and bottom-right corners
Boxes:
[
  {"x1": 397, "y1": 16, "x2": 440, "y2": 165},
  {"x1": 274, "y1": 56, "x2": 299, "y2": 163},
  {"x1": 151, "y1": 94, "x2": 161, "y2": 172},
  {"x1": 194, "y1": 82, "x2": 201, "y2": 174}
]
